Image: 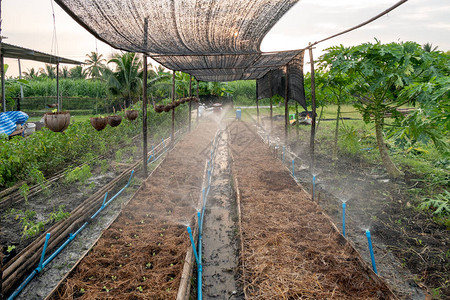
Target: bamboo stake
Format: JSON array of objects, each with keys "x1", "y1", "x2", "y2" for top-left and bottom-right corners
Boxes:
[
  {"x1": 308, "y1": 44, "x2": 316, "y2": 172},
  {"x1": 171, "y1": 70, "x2": 175, "y2": 143}
]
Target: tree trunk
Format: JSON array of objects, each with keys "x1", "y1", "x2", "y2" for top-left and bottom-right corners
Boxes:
[
  {"x1": 332, "y1": 102, "x2": 341, "y2": 160},
  {"x1": 374, "y1": 116, "x2": 403, "y2": 178}
]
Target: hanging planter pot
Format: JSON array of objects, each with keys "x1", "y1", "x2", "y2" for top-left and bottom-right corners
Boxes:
[
  {"x1": 90, "y1": 117, "x2": 108, "y2": 131},
  {"x1": 107, "y1": 115, "x2": 122, "y2": 127},
  {"x1": 180, "y1": 98, "x2": 186, "y2": 104},
  {"x1": 125, "y1": 110, "x2": 139, "y2": 121},
  {"x1": 154, "y1": 105, "x2": 164, "y2": 113},
  {"x1": 163, "y1": 104, "x2": 172, "y2": 112},
  {"x1": 174, "y1": 100, "x2": 181, "y2": 107},
  {"x1": 43, "y1": 111, "x2": 71, "y2": 132}
]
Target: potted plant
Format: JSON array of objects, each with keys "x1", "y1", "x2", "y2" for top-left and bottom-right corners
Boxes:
[
  {"x1": 43, "y1": 111, "x2": 71, "y2": 132},
  {"x1": 90, "y1": 117, "x2": 108, "y2": 131},
  {"x1": 125, "y1": 110, "x2": 139, "y2": 121},
  {"x1": 107, "y1": 115, "x2": 122, "y2": 127}
]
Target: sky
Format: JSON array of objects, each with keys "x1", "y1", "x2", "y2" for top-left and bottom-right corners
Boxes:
[{"x1": 2, "y1": 0, "x2": 449, "y2": 77}]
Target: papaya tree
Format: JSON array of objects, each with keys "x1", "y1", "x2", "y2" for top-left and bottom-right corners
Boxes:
[
  {"x1": 318, "y1": 54, "x2": 353, "y2": 160},
  {"x1": 322, "y1": 41, "x2": 433, "y2": 178}
]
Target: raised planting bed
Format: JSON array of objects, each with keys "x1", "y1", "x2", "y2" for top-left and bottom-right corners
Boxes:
[
  {"x1": 228, "y1": 121, "x2": 395, "y2": 299},
  {"x1": 49, "y1": 122, "x2": 217, "y2": 299}
]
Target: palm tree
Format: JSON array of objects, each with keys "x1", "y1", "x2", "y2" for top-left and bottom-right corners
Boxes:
[
  {"x1": 423, "y1": 43, "x2": 438, "y2": 52},
  {"x1": 85, "y1": 51, "x2": 107, "y2": 80},
  {"x1": 106, "y1": 52, "x2": 143, "y2": 107},
  {"x1": 60, "y1": 66, "x2": 70, "y2": 79},
  {"x1": 39, "y1": 64, "x2": 56, "y2": 79},
  {"x1": 69, "y1": 66, "x2": 87, "y2": 80},
  {"x1": 23, "y1": 68, "x2": 39, "y2": 80}
]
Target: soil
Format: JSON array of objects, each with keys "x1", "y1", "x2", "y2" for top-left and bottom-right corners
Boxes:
[
  {"x1": 229, "y1": 121, "x2": 394, "y2": 299},
  {"x1": 51, "y1": 122, "x2": 218, "y2": 299},
  {"x1": 259, "y1": 118, "x2": 449, "y2": 299},
  {"x1": 202, "y1": 129, "x2": 242, "y2": 299}
]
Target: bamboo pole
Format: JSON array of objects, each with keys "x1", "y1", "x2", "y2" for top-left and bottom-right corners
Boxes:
[
  {"x1": 171, "y1": 70, "x2": 175, "y2": 143},
  {"x1": 188, "y1": 75, "x2": 192, "y2": 132},
  {"x1": 284, "y1": 64, "x2": 289, "y2": 142},
  {"x1": 1, "y1": 54, "x2": 4, "y2": 112},
  {"x1": 56, "y1": 63, "x2": 60, "y2": 112},
  {"x1": 309, "y1": 44, "x2": 316, "y2": 172},
  {"x1": 256, "y1": 81, "x2": 260, "y2": 124},
  {"x1": 196, "y1": 80, "x2": 199, "y2": 124},
  {"x1": 142, "y1": 54, "x2": 148, "y2": 178}
]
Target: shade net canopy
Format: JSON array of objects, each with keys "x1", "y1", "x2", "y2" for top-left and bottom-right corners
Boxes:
[
  {"x1": 257, "y1": 52, "x2": 307, "y2": 110},
  {"x1": 54, "y1": 0, "x2": 303, "y2": 81}
]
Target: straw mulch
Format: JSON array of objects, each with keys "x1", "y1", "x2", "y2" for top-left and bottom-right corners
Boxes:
[
  {"x1": 52, "y1": 123, "x2": 217, "y2": 299},
  {"x1": 229, "y1": 122, "x2": 394, "y2": 299}
]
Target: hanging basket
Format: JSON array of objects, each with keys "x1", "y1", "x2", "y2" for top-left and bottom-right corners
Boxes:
[
  {"x1": 180, "y1": 98, "x2": 187, "y2": 104},
  {"x1": 43, "y1": 112, "x2": 71, "y2": 132},
  {"x1": 125, "y1": 110, "x2": 139, "y2": 121},
  {"x1": 154, "y1": 105, "x2": 164, "y2": 113},
  {"x1": 174, "y1": 100, "x2": 181, "y2": 107},
  {"x1": 163, "y1": 104, "x2": 172, "y2": 112},
  {"x1": 107, "y1": 115, "x2": 122, "y2": 127},
  {"x1": 90, "y1": 117, "x2": 108, "y2": 131}
]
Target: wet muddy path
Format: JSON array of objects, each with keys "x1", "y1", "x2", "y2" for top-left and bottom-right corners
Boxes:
[{"x1": 202, "y1": 130, "x2": 242, "y2": 299}]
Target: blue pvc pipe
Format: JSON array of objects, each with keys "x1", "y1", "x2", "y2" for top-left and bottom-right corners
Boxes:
[
  {"x1": 312, "y1": 175, "x2": 316, "y2": 200},
  {"x1": 366, "y1": 230, "x2": 378, "y2": 274},
  {"x1": 292, "y1": 159, "x2": 295, "y2": 177},
  {"x1": 342, "y1": 202, "x2": 346, "y2": 237},
  {"x1": 187, "y1": 226, "x2": 200, "y2": 265},
  {"x1": 37, "y1": 233, "x2": 51, "y2": 271},
  {"x1": 147, "y1": 154, "x2": 153, "y2": 163}
]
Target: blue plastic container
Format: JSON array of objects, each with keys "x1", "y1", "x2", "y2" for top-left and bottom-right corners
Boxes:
[{"x1": 236, "y1": 109, "x2": 241, "y2": 120}]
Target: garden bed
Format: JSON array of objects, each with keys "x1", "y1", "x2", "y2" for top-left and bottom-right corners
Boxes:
[
  {"x1": 49, "y1": 122, "x2": 217, "y2": 299},
  {"x1": 229, "y1": 121, "x2": 394, "y2": 299}
]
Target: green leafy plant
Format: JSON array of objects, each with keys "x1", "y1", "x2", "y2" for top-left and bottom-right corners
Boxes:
[
  {"x1": 48, "y1": 205, "x2": 71, "y2": 223},
  {"x1": 65, "y1": 165, "x2": 92, "y2": 185},
  {"x1": 7, "y1": 245, "x2": 16, "y2": 253},
  {"x1": 419, "y1": 190, "x2": 450, "y2": 216},
  {"x1": 19, "y1": 183, "x2": 30, "y2": 204}
]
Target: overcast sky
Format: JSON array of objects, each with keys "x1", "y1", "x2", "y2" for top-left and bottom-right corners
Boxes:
[{"x1": 3, "y1": 0, "x2": 449, "y2": 77}]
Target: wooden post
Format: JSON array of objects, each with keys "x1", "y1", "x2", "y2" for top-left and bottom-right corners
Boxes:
[
  {"x1": 189, "y1": 75, "x2": 192, "y2": 132},
  {"x1": 56, "y1": 63, "x2": 60, "y2": 112},
  {"x1": 171, "y1": 70, "x2": 175, "y2": 143},
  {"x1": 270, "y1": 97, "x2": 273, "y2": 131},
  {"x1": 295, "y1": 102, "x2": 299, "y2": 137},
  {"x1": 256, "y1": 81, "x2": 260, "y2": 124},
  {"x1": 284, "y1": 64, "x2": 289, "y2": 142},
  {"x1": 1, "y1": 54, "x2": 5, "y2": 112},
  {"x1": 142, "y1": 54, "x2": 148, "y2": 178},
  {"x1": 309, "y1": 44, "x2": 317, "y2": 172},
  {"x1": 18, "y1": 59, "x2": 24, "y2": 111},
  {"x1": 196, "y1": 79, "x2": 199, "y2": 124}
]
